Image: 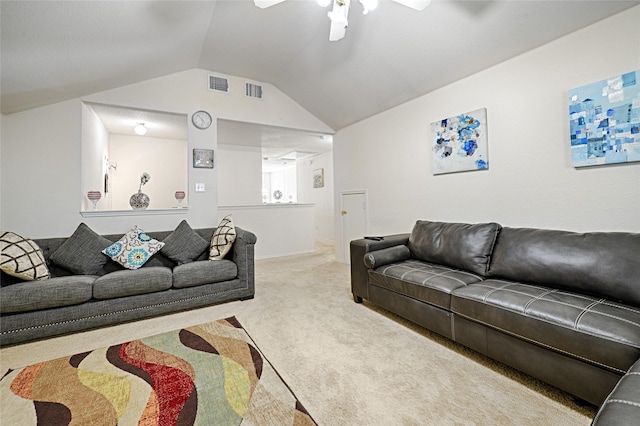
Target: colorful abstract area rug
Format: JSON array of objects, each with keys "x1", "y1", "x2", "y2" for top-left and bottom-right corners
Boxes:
[{"x1": 0, "y1": 317, "x2": 316, "y2": 425}]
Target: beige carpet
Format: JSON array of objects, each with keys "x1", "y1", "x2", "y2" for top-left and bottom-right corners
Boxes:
[{"x1": 1, "y1": 242, "x2": 597, "y2": 425}]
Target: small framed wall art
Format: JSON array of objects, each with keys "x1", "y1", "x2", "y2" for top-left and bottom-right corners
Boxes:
[
  {"x1": 313, "y1": 168, "x2": 324, "y2": 188},
  {"x1": 431, "y1": 107, "x2": 488, "y2": 175},
  {"x1": 193, "y1": 149, "x2": 214, "y2": 168}
]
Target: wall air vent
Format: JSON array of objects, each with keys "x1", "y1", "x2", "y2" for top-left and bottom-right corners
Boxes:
[
  {"x1": 209, "y1": 74, "x2": 229, "y2": 93},
  {"x1": 245, "y1": 82, "x2": 263, "y2": 100}
]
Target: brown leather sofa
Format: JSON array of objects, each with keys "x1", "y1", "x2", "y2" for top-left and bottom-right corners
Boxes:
[{"x1": 350, "y1": 221, "x2": 640, "y2": 424}]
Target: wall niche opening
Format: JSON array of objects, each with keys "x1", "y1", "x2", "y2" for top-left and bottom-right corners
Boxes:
[{"x1": 81, "y1": 102, "x2": 188, "y2": 213}]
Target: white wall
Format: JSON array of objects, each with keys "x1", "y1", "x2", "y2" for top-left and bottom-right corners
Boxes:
[
  {"x1": 81, "y1": 104, "x2": 110, "y2": 211},
  {"x1": 267, "y1": 166, "x2": 297, "y2": 203},
  {"x1": 217, "y1": 144, "x2": 263, "y2": 205},
  {"x1": 217, "y1": 143, "x2": 330, "y2": 257},
  {"x1": 109, "y1": 135, "x2": 188, "y2": 210},
  {"x1": 219, "y1": 204, "x2": 315, "y2": 259},
  {"x1": 333, "y1": 7, "x2": 640, "y2": 262},
  {"x1": 3, "y1": 100, "x2": 82, "y2": 237},
  {"x1": 299, "y1": 151, "x2": 334, "y2": 242},
  {"x1": 1, "y1": 69, "x2": 332, "y2": 238}
]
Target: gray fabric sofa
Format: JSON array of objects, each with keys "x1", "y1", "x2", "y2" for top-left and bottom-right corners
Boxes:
[
  {"x1": 1, "y1": 225, "x2": 257, "y2": 346},
  {"x1": 350, "y1": 220, "x2": 640, "y2": 423}
]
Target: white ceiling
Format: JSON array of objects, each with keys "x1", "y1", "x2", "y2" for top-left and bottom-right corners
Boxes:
[
  {"x1": 87, "y1": 103, "x2": 189, "y2": 140},
  {"x1": 2, "y1": 1, "x2": 639, "y2": 131}
]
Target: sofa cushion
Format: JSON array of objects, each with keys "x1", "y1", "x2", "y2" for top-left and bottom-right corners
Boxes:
[
  {"x1": 210, "y1": 215, "x2": 236, "y2": 260},
  {"x1": 451, "y1": 279, "x2": 640, "y2": 373},
  {"x1": 408, "y1": 221, "x2": 501, "y2": 276},
  {"x1": 369, "y1": 259, "x2": 484, "y2": 310},
  {"x1": 161, "y1": 220, "x2": 209, "y2": 265},
  {"x1": 488, "y1": 227, "x2": 640, "y2": 306},
  {"x1": 49, "y1": 223, "x2": 112, "y2": 275},
  {"x1": 93, "y1": 267, "x2": 172, "y2": 299},
  {"x1": 102, "y1": 226, "x2": 165, "y2": 270},
  {"x1": 173, "y1": 260, "x2": 237, "y2": 288},
  {"x1": 0, "y1": 231, "x2": 50, "y2": 281},
  {"x1": 0, "y1": 276, "x2": 94, "y2": 313}
]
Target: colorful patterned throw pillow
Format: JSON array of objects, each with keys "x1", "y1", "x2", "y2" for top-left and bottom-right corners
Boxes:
[
  {"x1": 102, "y1": 226, "x2": 165, "y2": 270},
  {"x1": 209, "y1": 215, "x2": 236, "y2": 260},
  {"x1": 0, "y1": 231, "x2": 50, "y2": 281}
]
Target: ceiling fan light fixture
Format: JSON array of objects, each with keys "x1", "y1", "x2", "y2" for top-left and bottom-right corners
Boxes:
[
  {"x1": 360, "y1": 0, "x2": 378, "y2": 14},
  {"x1": 328, "y1": 0, "x2": 350, "y2": 25},
  {"x1": 254, "y1": 0, "x2": 428, "y2": 42}
]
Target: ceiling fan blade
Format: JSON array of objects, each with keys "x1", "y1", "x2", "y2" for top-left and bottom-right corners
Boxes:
[
  {"x1": 254, "y1": 0, "x2": 286, "y2": 9},
  {"x1": 328, "y1": 0, "x2": 350, "y2": 41},
  {"x1": 392, "y1": 0, "x2": 431, "y2": 11},
  {"x1": 329, "y1": 21, "x2": 347, "y2": 41}
]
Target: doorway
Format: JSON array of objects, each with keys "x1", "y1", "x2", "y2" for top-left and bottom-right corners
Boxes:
[{"x1": 339, "y1": 190, "x2": 368, "y2": 263}]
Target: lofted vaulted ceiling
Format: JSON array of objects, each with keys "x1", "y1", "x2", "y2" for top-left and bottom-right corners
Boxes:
[{"x1": 2, "y1": 0, "x2": 638, "y2": 130}]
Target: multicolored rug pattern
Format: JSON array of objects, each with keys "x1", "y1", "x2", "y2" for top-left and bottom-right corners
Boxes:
[{"x1": 1, "y1": 317, "x2": 315, "y2": 425}]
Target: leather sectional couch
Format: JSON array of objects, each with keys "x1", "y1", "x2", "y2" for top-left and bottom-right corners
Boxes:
[
  {"x1": 1, "y1": 223, "x2": 257, "y2": 346},
  {"x1": 350, "y1": 220, "x2": 639, "y2": 424}
]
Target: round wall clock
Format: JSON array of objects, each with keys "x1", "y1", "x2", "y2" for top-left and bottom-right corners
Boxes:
[{"x1": 192, "y1": 110, "x2": 212, "y2": 130}]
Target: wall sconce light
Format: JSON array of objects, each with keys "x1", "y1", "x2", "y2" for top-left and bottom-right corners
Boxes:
[{"x1": 134, "y1": 123, "x2": 147, "y2": 136}]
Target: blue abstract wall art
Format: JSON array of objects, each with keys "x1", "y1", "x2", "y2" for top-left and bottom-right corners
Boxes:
[
  {"x1": 569, "y1": 70, "x2": 640, "y2": 167},
  {"x1": 431, "y1": 107, "x2": 488, "y2": 175}
]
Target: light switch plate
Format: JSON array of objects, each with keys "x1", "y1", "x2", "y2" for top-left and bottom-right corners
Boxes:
[{"x1": 195, "y1": 183, "x2": 205, "y2": 192}]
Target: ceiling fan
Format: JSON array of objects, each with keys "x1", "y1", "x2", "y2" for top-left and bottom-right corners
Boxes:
[{"x1": 254, "y1": 0, "x2": 431, "y2": 41}]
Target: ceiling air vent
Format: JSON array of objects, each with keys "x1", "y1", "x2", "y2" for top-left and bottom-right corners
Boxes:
[
  {"x1": 208, "y1": 74, "x2": 229, "y2": 93},
  {"x1": 245, "y1": 82, "x2": 263, "y2": 100}
]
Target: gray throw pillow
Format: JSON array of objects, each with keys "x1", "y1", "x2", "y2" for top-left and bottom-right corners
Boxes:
[
  {"x1": 50, "y1": 223, "x2": 112, "y2": 275},
  {"x1": 161, "y1": 220, "x2": 209, "y2": 265}
]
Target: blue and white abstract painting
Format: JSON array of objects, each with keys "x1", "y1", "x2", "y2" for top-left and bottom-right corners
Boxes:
[
  {"x1": 431, "y1": 107, "x2": 488, "y2": 175},
  {"x1": 569, "y1": 70, "x2": 640, "y2": 167}
]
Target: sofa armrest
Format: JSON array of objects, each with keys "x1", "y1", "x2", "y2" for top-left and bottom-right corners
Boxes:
[
  {"x1": 592, "y1": 358, "x2": 640, "y2": 425},
  {"x1": 364, "y1": 245, "x2": 411, "y2": 269},
  {"x1": 231, "y1": 227, "x2": 258, "y2": 297},
  {"x1": 350, "y1": 234, "x2": 410, "y2": 302}
]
